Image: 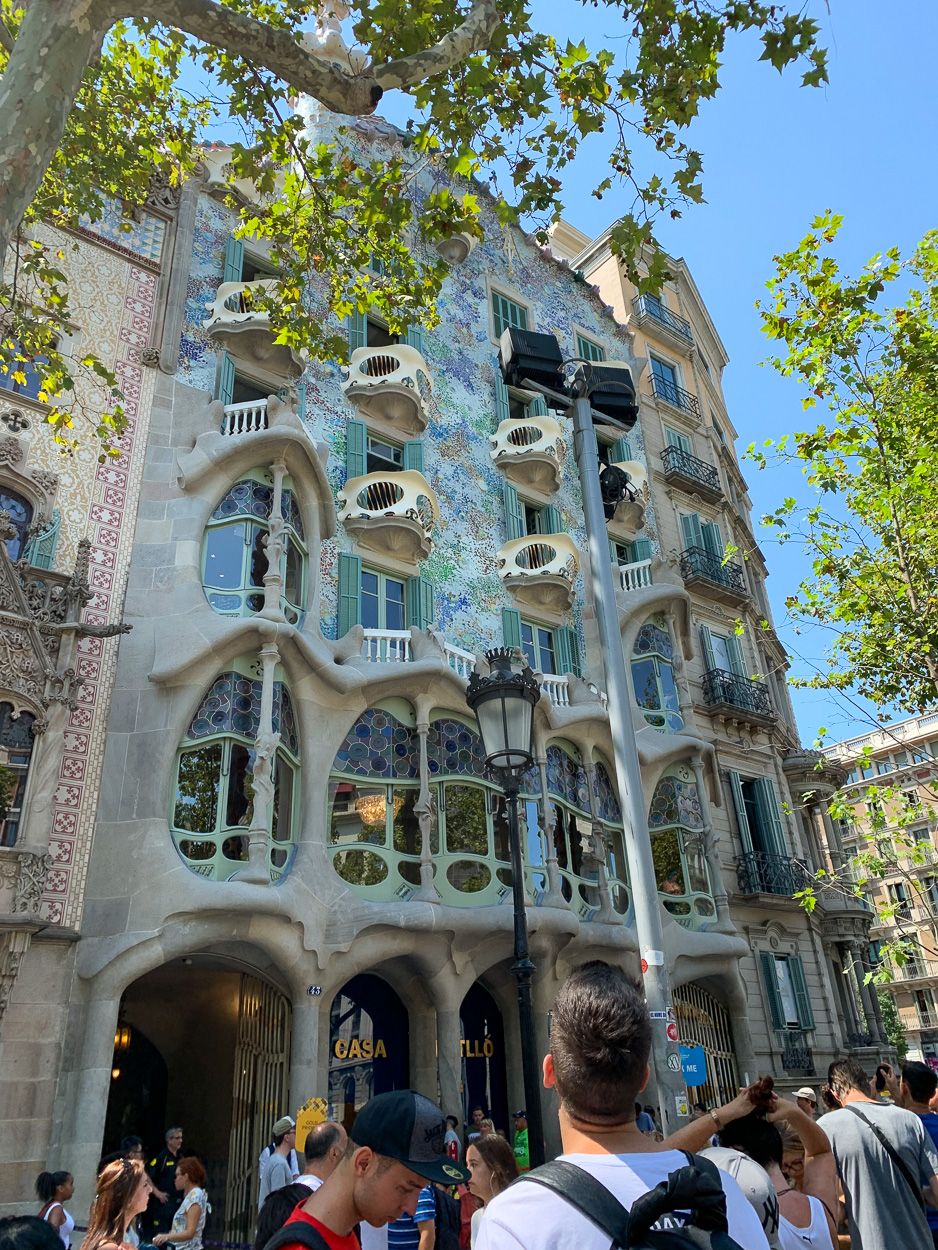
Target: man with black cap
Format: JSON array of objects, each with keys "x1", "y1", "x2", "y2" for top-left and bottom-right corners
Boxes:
[{"x1": 269, "y1": 1090, "x2": 469, "y2": 1250}]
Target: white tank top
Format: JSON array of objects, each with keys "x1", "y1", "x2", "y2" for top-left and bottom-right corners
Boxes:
[
  {"x1": 43, "y1": 1203, "x2": 75, "y2": 1250},
  {"x1": 777, "y1": 1195, "x2": 835, "y2": 1250}
]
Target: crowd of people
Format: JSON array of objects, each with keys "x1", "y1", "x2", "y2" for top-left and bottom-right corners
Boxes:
[{"x1": 6, "y1": 963, "x2": 938, "y2": 1250}]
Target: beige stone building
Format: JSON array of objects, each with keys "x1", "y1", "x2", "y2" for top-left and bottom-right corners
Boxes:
[
  {"x1": 828, "y1": 712, "x2": 938, "y2": 1063},
  {"x1": 0, "y1": 112, "x2": 889, "y2": 1227}
]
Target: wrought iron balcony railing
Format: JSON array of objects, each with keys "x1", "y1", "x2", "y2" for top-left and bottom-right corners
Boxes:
[
  {"x1": 702, "y1": 668, "x2": 774, "y2": 718},
  {"x1": 778, "y1": 1029, "x2": 814, "y2": 1074},
  {"x1": 737, "y1": 851, "x2": 806, "y2": 897},
  {"x1": 651, "y1": 375, "x2": 701, "y2": 415},
  {"x1": 636, "y1": 294, "x2": 694, "y2": 342},
  {"x1": 845, "y1": 1030, "x2": 874, "y2": 1048},
  {"x1": 679, "y1": 546, "x2": 748, "y2": 596},
  {"x1": 661, "y1": 445, "x2": 722, "y2": 496}
]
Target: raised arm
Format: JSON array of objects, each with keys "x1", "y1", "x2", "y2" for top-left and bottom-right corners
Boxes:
[
  {"x1": 768, "y1": 1097, "x2": 839, "y2": 1236},
  {"x1": 663, "y1": 1090, "x2": 755, "y2": 1154}
]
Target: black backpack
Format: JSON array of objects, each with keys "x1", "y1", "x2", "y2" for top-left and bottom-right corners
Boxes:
[
  {"x1": 517, "y1": 1154, "x2": 747, "y2": 1250},
  {"x1": 261, "y1": 1222, "x2": 333, "y2": 1250},
  {"x1": 434, "y1": 1184, "x2": 462, "y2": 1250}
]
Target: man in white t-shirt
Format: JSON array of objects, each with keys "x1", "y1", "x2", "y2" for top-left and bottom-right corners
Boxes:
[
  {"x1": 296, "y1": 1121, "x2": 348, "y2": 1191},
  {"x1": 475, "y1": 961, "x2": 769, "y2": 1250}
]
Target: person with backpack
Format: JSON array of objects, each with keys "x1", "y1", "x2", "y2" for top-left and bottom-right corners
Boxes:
[{"x1": 474, "y1": 961, "x2": 769, "y2": 1250}]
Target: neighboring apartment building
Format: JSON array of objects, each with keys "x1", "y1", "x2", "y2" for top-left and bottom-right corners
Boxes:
[
  {"x1": 0, "y1": 104, "x2": 889, "y2": 1223},
  {"x1": 829, "y1": 711, "x2": 938, "y2": 1064}
]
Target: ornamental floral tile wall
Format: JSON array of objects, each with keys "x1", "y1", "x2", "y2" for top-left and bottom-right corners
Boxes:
[{"x1": 177, "y1": 108, "x2": 658, "y2": 665}]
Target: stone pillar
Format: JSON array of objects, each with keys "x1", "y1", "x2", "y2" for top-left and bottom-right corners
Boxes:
[
  {"x1": 584, "y1": 767, "x2": 617, "y2": 923},
  {"x1": 537, "y1": 755, "x2": 564, "y2": 906},
  {"x1": 240, "y1": 638, "x2": 281, "y2": 883},
  {"x1": 725, "y1": 970, "x2": 758, "y2": 1086},
  {"x1": 691, "y1": 755, "x2": 732, "y2": 931},
  {"x1": 411, "y1": 998, "x2": 438, "y2": 1100},
  {"x1": 433, "y1": 988, "x2": 463, "y2": 1125},
  {"x1": 851, "y1": 942, "x2": 885, "y2": 1043},
  {"x1": 261, "y1": 461, "x2": 287, "y2": 621},
  {"x1": 64, "y1": 993, "x2": 122, "y2": 1215},
  {"x1": 290, "y1": 994, "x2": 325, "y2": 1110},
  {"x1": 412, "y1": 718, "x2": 440, "y2": 903},
  {"x1": 821, "y1": 804, "x2": 845, "y2": 873}
]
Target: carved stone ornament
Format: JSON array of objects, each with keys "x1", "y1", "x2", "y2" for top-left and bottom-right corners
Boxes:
[
  {"x1": 13, "y1": 849, "x2": 52, "y2": 916},
  {"x1": 146, "y1": 172, "x2": 182, "y2": 211},
  {"x1": 0, "y1": 435, "x2": 24, "y2": 467},
  {"x1": 140, "y1": 346, "x2": 161, "y2": 368},
  {"x1": 0, "y1": 409, "x2": 30, "y2": 434},
  {"x1": 0, "y1": 929, "x2": 32, "y2": 1025}
]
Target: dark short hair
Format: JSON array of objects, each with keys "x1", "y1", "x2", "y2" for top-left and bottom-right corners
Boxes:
[
  {"x1": 903, "y1": 1061, "x2": 938, "y2": 1104},
  {"x1": 253, "y1": 1184, "x2": 310, "y2": 1250},
  {"x1": 718, "y1": 1113, "x2": 783, "y2": 1167},
  {"x1": 303, "y1": 1122, "x2": 341, "y2": 1163},
  {"x1": 446, "y1": 1116, "x2": 458, "y2": 1130},
  {"x1": 0, "y1": 1219, "x2": 63, "y2": 1250},
  {"x1": 549, "y1": 961, "x2": 650, "y2": 1124},
  {"x1": 828, "y1": 1058, "x2": 869, "y2": 1098}
]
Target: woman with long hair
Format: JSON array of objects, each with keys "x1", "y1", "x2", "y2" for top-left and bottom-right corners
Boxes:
[
  {"x1": 152, "y1": 1157, "x2": 209, "y2": 1250},
  {"x1": 35, "y1": 1173, "x2": 74, "y2": 1250},
  {"x1": 84, "y1": 1159, "x2": 151, "y2": 1250},
  {"x1": 465, "y1": 1133, "x2": 518, "y2": 1246}
]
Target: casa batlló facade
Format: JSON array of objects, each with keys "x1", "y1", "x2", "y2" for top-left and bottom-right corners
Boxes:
[{"x1": 0, "y1": 104, "x2": 889, "y2": 1229}]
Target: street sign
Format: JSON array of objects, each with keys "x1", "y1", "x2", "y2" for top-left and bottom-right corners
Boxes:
[{"x1": 666, "y1": 1022, "x2": 679, "y2": 1043}]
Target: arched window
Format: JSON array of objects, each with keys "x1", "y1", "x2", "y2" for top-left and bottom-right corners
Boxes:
[
  {"x1": 0, "y1": 703, "x2": 36, "y2": 846},
  {"x1": 171, "y1": 665, "x2": 299, "y2": 881},
  {"x1": 545, "y1": 742, "x2": 612, "y2": 917},
  {"x1": 592, "y1": 755, "x2": 630, "y2": 915},
  {"x1": 632, "y1": 616, "x2": 683, "y2": 733},
  {"x1": 0, "y1": 488, "x2": 32, "y2": 561},
  {"x1": 648, "y1": 766, "x2": 715, "y2": 929},
  {"x1": 202, "y1": 473, "x2": 307, "y2": 623}
]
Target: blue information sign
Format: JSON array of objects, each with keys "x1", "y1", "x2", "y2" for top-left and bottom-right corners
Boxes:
[{"x1": 680, "y1": 1044, "x2": 707, "y2": 1087}]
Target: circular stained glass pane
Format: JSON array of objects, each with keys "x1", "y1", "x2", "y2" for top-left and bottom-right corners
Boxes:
[
  {"x1": 695, "y1": 897, "x2": 715, "y2": 916},
  {"x1": 446, "y1": 860, "x2": 491, "y2": 893},
  {"x1": 663, "y1": 898, "x2": 691, "y2": 916}
]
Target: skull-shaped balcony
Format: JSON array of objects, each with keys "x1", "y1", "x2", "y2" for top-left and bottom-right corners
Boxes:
[
  {"x1": 341, "y1": 345, "x2": 433, "y2": 436},
  {"x1": 496, "y1": 533, "x2": 579, "y2": 612},
  {"x1": 203, "y1": 279, "x2": 305, "y2": 376},
  {"x1": 489, "y1": 414, "x2": 567, "y2": 493},
  {"x1": 338, "y1": 470, "x2": 440, "y2": 564},
  {"x1": 607, "y1": 459, "x2": 649, "y2": 533}
]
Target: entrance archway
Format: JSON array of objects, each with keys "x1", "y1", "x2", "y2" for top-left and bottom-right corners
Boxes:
[
  {"x1": 329, "y1": 974, "x2": 409, "y2": 1131},
  {"x1": 460, "y1": 983, "x2": 508, "y2": 1133},
  {"x1": 103, "y1": 955, "x2": 291, "y2": 1245},
  {"x1": 673, "y1": 982, "x2": 739, "y2": 1108}
]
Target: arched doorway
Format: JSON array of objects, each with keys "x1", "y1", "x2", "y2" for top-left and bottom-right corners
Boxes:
[
  {"x1": 673, "y1": 983, "x2": 739, "y2": 1108},
  {"x1": 329, "y1": 974, "x2": 409, "y2": 1132},
  {"x1": 103, "y1": 956, "x2": 291, "y2": 1245},
  {"x1": 460, "y1": 983, "x2": 508, "y2": 1134}
]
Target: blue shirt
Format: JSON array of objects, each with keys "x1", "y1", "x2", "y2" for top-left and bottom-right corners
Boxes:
[
  {"x1": 636, "y1": 1111, "x2": 655, "y2": 1133},
  {"x1": 387, "y1": 1186, "x2": 436, "y2": 1250},
  {"x1": 920, "y1": 1111, "x2": 938, "y2": 1230}
]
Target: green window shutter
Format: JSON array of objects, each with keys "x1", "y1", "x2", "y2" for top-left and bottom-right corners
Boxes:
[
  {"x1": 680, "y1": 512, "x2": 704, "y2": 551},
  {"x1": 407, "y1": 575, "x2": 434, "y2": 630},
  {"x1": 502, "y1": 607, "x2": 522, "y2": 651},
  {"x1": 576, "y1": 334, "x2": 606, "y2": 362},
  {"x1": 788, "y1": 955, "x2": 815, "y2": 1030},
  {"x1": 347, "y1": 312, "x2": 368, "y2": 354},
  {"x1": 701, "y1": 521, "x2": 723, "y2": 560},
  {"x1": 216, "y1": 351, "x2": 236, "y2": 406},
  {"x1": 404, "y1": 324, "x2": 425, "y2": 354},
  {"x1": 222, "y1": 236, "x2": 244, "y2": 284},
  {"x1": 609, "y1": 537, "x2": 621, "y2": 564},
  {"x1": 555, "y1": 626, "x2": 581, "y2": 678},
  {"x1": 494, "y1": 369, "x2": 511, "y2": 425},
  {"x1": 527, "y1": 393, "x2": 548, "y2": 417},
  {"x1": 337, "y1": 553, "x2": 362, "y2": 637},
  {"x1": 725, "y1": 633, "x2": 746, "y2": 676},
  {"x1": 665, "y1": 426, "x2": 691, "y2": 453},
  {"x1": 346, "y1": 419, "x2": 367, "y2": 479},
  {"x1": 539, "y1": 504, "x2": 563, "y2": 535},
  {"x1": 23, "y1": 509, "x2": 61, "y2": 570},
  {"x1": 728, "y1": 769, "x2": 753, "y2": 852},
  {"x1": 760, "y1": 952, "x2": 786, "y2": 1030},
  {"x1": 753, "y1": 777, "x2": 786, "y2": 856},
  {"x1": 402, "y1": 440, "x2": 424, "y2": 473},
  {"x1": 698, "y1": 625, "x2": 716, "y2": 672},
  {"x1": 502, "y1": 481, "x2": 525, "y2": 541},
  {"x1": 631, "y1": 537, "x2": 652, "y2": 562},
  {"x1": 610, "y1": 437, "x2": 632, "y2": 463}
]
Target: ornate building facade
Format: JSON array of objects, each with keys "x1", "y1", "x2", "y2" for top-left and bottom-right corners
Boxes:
[{"x1": 0, "y1": 109, "x2": 886, "y2": 1224}]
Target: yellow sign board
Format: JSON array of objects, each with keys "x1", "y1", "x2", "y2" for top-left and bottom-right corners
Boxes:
[{"x1": 295, "y1": 1097, "x2": 328, "y2": 1154}]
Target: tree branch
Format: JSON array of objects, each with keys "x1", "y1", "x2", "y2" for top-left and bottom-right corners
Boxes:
[
  {"x1": 374, "y1": 0, "x2": 503, "y2": 91},
  {"x1": 0, "y1": 20, "x2": 14, "y2": 54}
]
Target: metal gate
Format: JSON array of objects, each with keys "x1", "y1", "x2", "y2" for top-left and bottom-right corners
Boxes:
[
  {"x1": 673, "y1": 983, "x2": 739, "y2": 1109},
  {"x1": 224, "y1": 973, "x2": 292, "y2": 1243}
]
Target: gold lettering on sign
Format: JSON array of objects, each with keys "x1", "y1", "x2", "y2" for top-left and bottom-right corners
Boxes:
[
  {"x1": 333, "y1": 1038, "x2": 388, "y2": 1060},
  {"x1": 459, "y1": 1039, "x2": 495, "y2": 1058}
]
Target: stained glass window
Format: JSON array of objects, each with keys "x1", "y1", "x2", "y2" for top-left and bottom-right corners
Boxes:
[
  {"x1": 333, "y1": 708, "x2": 420, "y2": 781},
  {"x1": 592, "y1": 758, "x2": 622, "y2": 825},
  {"x1": 546, "y1": 744, "x2": 591, "y2": 814},
  {"x1": 632, "y1": 616, "x2": 683, "y2": 733},
  {"x1": 0, "y1": 489, "x2": 32, "y2": 561}
]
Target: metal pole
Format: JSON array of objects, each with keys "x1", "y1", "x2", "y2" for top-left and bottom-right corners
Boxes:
[
  {"x1": 570, "y1": 391, "x2": 686, "y2": 1133},
  {"x1": 504, "y1": 776, "x2": 546, "y2": 1166}
]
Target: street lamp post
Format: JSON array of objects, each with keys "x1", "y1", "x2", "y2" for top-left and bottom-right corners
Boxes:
[{"x1": 466, "y1": 647, "x2": 546, "y2": 1168}]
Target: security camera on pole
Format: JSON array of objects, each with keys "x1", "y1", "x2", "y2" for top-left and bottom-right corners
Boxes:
[{"x1": 497, "y1": 326, "x2": 688, "y2": 1133}]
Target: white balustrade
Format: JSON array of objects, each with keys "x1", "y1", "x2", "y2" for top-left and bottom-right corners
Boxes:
[
  {"x1": 444, "y1": 642, "x2": 476, "y2": 680},
  {"x1": 540, "y1": 674, "x2": 570, "y2": 706},
  {"x1": 618, "y1": 558, "x2": 653, "y2": 592},
  {"x1": 361, "y1": 629, "x2": 412, "y2": 663},
  {"x1": 204, "y1": 278, "x2": 277, "y2": 330},
  {"x1": 221, "y1": 398, "x2": 269, "y2": 436}
]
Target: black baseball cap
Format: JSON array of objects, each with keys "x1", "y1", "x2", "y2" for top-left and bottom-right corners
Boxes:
[{"x1": 352, "y1": 1090, "x2": 470, "y2": 1184}]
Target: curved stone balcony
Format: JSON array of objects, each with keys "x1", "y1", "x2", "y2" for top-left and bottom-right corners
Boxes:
[
  {"x1": 203, "y1": 279, "x2": 305, "y2": 375},
  {"x1": 489, "y1": 414, "x2": 567, "y2": 493},
  {"x1": 341, "y1": 345, "x2": 433, "y2": 435},
  {"x1": 338, "y1": 470, "x2": 440, "y2": 563},
  {"x1": 496, "y1": 533, "x2": 579, "y2": 611},
  {"x1": 607, "y1": 459, "x2": 648, "y2": 533},
  {"x1": 221, "y1": 397, "x2": 269, "y2": 436}
]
